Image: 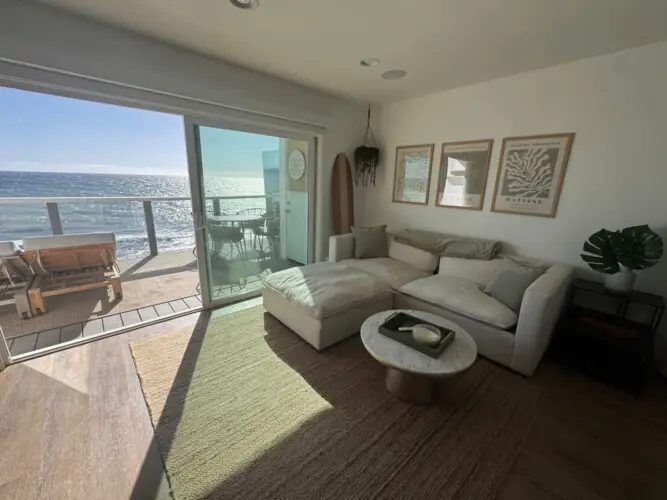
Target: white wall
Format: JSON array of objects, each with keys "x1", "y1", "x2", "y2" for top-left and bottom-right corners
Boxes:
[
  {"x1": 0, "y1": 0, "x2": 367, "y2": 260},
  {"x1": 361, "y1": 41, "x2": 667, "y2": 364}
]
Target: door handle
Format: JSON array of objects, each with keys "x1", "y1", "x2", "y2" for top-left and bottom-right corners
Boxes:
[{"x1": 192, "y1": 212, "x2": 205, "y2": 230}]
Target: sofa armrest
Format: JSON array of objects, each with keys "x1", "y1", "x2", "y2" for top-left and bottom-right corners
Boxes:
[
  {"x1": 329, "y1": 234, "x2": 355, "y2": 262},
  {"x1": 511, "y1": 264, "x2": 574, "y2": 376}
]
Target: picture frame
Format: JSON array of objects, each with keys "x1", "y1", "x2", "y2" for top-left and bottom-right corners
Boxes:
[
  {"x1": 436, "y1": 139, "x2": 494, "y2": 210},
  {"x1": 392, "y1": 144, "x2": 435, "y2": 205},
  {"x1": 491, "y1": 133, "x2": 575, "y2": 218}
]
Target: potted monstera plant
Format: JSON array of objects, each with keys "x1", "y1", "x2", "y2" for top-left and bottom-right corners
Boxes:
[{"x1": 581, "y1": 225, "x2": 663, "y2": 292}]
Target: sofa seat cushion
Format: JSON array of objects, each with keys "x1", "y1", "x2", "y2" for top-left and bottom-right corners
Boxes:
[
  {"x1": 341, "y1": 258, "x2": 431, "y2": 289},
  {"x1": 398, "y1": 275, "x2": 518, "y2": 329},
  {"x1": 263, "y1": 263, "x2": 391, "y2": 320}
]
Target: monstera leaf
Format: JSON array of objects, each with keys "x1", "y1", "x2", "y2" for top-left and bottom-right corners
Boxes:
[
  {"x1": 617, "y1": 225, "x2": 663, "y2": 270},
  {"x1": 581, "y1": 228, "x2": 619, "y2": 274},
  {"x1": 581, "y1": 225, "x2": 663, "y2": 274}
]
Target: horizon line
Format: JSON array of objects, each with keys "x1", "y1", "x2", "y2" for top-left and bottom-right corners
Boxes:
[
  {"x1": 0, "y1": 169, "x2": 271, "y2": 178},
  {"x1": 0, "y1": 168, "x2": 186, "y2": 177}
]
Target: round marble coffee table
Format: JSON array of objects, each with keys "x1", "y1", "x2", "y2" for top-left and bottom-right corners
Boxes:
[{"x1": 361, "y1": 310, "x2": 478, "y2": 404}]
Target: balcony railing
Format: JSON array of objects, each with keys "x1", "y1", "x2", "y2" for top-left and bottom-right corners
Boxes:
[{"x1": 0, "y1": 195, "x2": 274, "y2": 257}]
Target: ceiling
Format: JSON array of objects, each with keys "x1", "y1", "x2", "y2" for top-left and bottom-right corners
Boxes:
[{"x1": 42, "y1": 0, "x2": 667, "y2": 103}]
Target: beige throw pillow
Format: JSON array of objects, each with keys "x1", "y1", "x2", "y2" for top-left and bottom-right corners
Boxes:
[
  {"x1": 351, "y1": 225, "x2": 388, "y2": 259},
  {"x1": 484, "y1": 257, "x2": 545, "y2": 312}
]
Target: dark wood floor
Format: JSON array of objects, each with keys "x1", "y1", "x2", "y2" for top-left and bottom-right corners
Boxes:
[{"x1": 0, "y1": 300, "x2": 666, "y2": 500}]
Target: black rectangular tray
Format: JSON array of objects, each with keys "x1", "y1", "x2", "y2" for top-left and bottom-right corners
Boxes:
[{"x1": 378, "y1": 312, "x2": 455, "y2": 359}]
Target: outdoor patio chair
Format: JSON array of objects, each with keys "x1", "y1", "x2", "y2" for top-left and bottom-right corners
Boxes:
[
  {"x1": 208, "y1": 223, "x2": 246, "y2": 260},
  {"x1": 265, "y1": 216, "x2": 281, "y2": 258},
  {"x1": 0, "y1": 241, "x2": 34, "y2": 319},
  {"x1": 22, "y1": 232, "x2": 122, "y2": 315},
  {"x1": 236, "y1": 208, "x2": 266, "y2": 250}
]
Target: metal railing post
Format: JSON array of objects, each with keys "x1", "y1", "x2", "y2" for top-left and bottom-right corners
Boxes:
[
  {"x1": 143, "y1": 201, "x2": 158, "y2": 256},
  {"x1": 0, "y1": 325, "x2": 10, "y2": 370},
  {"x1": 213, "y1": 198, "x2": 221, "y2": 216},
  {"x1": 46, "y1": 202, "x2": 63, "y2": 235}
]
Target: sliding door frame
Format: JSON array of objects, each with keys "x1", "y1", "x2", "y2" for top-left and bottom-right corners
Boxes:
[
  {"x1": 0, "y1": 326, "x2": 10, "y2": 371},
  {"x1": 184, "y1": 115, "x2": 318, "y2": 310},
  {"x1": 0, "y1": 70, "x2": 324, "y2": 360}
]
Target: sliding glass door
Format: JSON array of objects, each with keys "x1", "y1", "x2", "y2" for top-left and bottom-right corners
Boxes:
[{"x1": 184, "y1": 118, "x2": 315, "y2": 308}]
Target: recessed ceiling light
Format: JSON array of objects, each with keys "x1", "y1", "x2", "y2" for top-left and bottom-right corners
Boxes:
[
  {"x1": 360, "y1": 58, "x2": 380, "y2": 67},
  {"x1": 381, "y1": 70, "x2": 407, "y2": 80},
  {"x1": 230, "y1": 0, "x2": 259, "y2": 10}
]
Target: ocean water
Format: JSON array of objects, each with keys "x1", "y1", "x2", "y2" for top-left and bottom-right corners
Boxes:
[{"x1": 0, "y1": 171, "x2": 266, "y2": 258}]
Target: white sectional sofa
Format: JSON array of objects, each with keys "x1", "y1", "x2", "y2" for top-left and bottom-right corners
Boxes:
[
  {"x1": 263, "y1": 231, "x2": 573, "y2": 377},
  {"x1": 329, "y1": 233, "x2": 573, "y2": 376}
]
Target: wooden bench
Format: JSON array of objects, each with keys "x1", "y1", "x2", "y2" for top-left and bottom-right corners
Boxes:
[{"x1": 22, "y1": 233, "x2": 122, "y2": 316}]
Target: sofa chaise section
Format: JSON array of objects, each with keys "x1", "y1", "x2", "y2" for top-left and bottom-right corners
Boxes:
[{"x1": 263, "y1": 262, "x2": 393, "y2": 350}]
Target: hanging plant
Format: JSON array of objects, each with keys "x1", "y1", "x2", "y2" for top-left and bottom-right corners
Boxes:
[{"x1": 354, "y1": 106, "x2": 380, "y2": 187}]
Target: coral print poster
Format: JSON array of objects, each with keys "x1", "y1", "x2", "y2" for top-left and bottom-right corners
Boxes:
[{"x1": 491, "y1": 133, "x2": 574, "y2": 218}]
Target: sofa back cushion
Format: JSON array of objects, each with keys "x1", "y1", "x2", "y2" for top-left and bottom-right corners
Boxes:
[
  {"x1": 388, "y1": 240, "x2": 438, "y2": 272},
  {"x1": 437, "y1": 256, "x2": 502, "y2": 287},
  {"x1": 391, "y1": 229, "x2": 500, "y2": 260},
  {"x1": 498, "y1": 253, "x2": 551, "y2": 268}
]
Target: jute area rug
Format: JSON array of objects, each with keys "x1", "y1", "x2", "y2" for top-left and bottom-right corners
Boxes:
[{"x1": 130, "y1": 306, "x2": 543, "y2": 500}]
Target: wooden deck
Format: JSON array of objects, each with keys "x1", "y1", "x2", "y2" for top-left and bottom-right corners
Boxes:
[
  {"x1": 6, "y1": 294, "x2": 204, "y2": 357},
  {"x1": 2, "y1": 246, "x2": 283, "y2": 359}
]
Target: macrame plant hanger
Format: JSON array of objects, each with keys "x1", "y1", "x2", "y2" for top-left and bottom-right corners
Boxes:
[{"x1": 354, "y1": 106, "x2": 380, "y2": 187}]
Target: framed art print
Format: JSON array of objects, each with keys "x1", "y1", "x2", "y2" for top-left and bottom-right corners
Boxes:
[
  {"x1": 392, "y1": 144, "x2": 434, "y2": 205},
  {"x1": 491, "y1": 133, "x2": 575, "y2": 217},
  {"x1": 436, "y1": 139, "x2": 493, "y2": 210}
]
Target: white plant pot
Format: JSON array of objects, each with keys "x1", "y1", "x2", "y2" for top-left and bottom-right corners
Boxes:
[{"x1": 604, "y1": 266, "x2": 636, "y2": 293}]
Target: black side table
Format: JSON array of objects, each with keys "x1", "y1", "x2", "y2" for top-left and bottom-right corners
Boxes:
[
  {"x1": 550, "y1": 278, "x2": 664, "y2": 395},
  {"x1": 569, "y1": 279, "x2": 664, "y2": 330}
]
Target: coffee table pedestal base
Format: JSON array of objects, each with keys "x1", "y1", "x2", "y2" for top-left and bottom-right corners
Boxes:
[{"x1": 385, "y1": 366, "x2": 438, "y2": 404}]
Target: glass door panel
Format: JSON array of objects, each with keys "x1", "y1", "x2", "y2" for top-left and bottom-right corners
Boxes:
[{"x1": 185, "y1": 119, "x2": 314, "y2": 308}]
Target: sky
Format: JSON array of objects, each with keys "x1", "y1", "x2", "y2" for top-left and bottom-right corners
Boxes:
[{"x1": 0, "y1": 86, "x2": 279, "y2": 177}]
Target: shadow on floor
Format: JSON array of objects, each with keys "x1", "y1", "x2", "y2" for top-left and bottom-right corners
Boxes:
[
  {"x1": 121, "y1": 255, "x2": 198, "y2": 283},
  {"x1": 131, "y1": 311, "x2": 212, "y2": 500}
]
